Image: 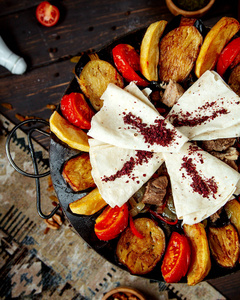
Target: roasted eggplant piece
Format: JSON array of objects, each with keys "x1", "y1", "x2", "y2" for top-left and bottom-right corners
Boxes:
[
  {"x1": 228, "y1": 64, "x2": 240, "y2": 97},
  {"x1": 195, "y1": 17, "x2": 240, "y2": 78},
  {"x1": 69, "y1": 188, "x2": 107, "y2": 215},
  {"x1": 140, "y1": 20, "x2": 167, "y2": 81},
  {"x1": 225, "y1": 199, "x2": 240, "y2": 235},
  {"x1": 208, "y1": 224, "x2": 239, "y2": 268},
  {"x1": 76, "y1": 58, "x2": 124, "y2": 111},
  {"x1": 159, "y1": 26, "x2": 202, "y2": 82},
  {"x1": 116, "y1": 218, "x2": 165, "y2": 275},
  {"x1": 62, "y1": 153, "x2": 95, "y2": 192},
  {"x1": 183, "y1": 223, "x2": 211, "y2": 286}
]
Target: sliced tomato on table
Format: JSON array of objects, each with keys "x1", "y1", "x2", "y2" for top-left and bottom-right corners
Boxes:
[
  {"x1": 94, "y1": 203, "x2": 129, "y2": 241},
  {"x1": 216, "y1": 37, "x2": 240, "y2": 77},
  {"x1": 112, "y1": 44, "x2": 149, "y2": 87},
  {"x1": 36, "y1": 1, "x2": 60, "y2": 27},
  {"x1": 61, "y1": 92, "x2": 95, "y2": 130},
  {"x1": 161, "y1": 231, "x2": 191, "y2": 283}
]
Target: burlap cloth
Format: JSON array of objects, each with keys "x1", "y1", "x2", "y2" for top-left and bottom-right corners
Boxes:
[{"x1": 0, "y1": 113, "x2": 226, "y2": 300}]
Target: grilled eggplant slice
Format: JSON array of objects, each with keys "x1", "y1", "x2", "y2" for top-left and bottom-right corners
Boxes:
[
  {"x1": 208, "y1": 224, "x2": 239, "y2": 268},
  {"x1": 69, "y1": 188, "x2": 107, "y2": 215},
  {"x1": 159, "y1": 26, "x2": 202, "y2": 82},
  {"x1": 183, "y1": 223, "x2": 211, "y2": 286},
  {"x1": 225, "y1": 199, "x2": 240, "y2": 235},
  {"x1": 62, "y1": 153, "x2": 95, "y2": 192},
  {"x1": 140, "y1": 20, "x2": 167, "y2": 81},
  {"x1": 228, "y1": 64, "x2": 240, "y2": 97},
  {"x1": 116, "y1": 218, "x2": 165, "y2": 275},
  {"x1": 77, "y1": 59, "x2": 124, "y2": 111},
  {"x1": 195, "y1": 17, "x2": 240, "y2": 78}
]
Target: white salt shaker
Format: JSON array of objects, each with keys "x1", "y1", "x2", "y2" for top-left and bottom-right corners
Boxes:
[{"x1": 0, "y1": 36, "x2": 27, "y2": 75}]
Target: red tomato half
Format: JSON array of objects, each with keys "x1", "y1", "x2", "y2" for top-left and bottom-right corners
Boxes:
[
  {"x1": 94, "y1": 203, "x2": 129, "y2": 241},
  {"x1": 112, "y1": 44, "x2": 149, "y2": 87},
  {"x1": 216, "y1": 37, "x2": 240, "y2": 77},
  {"x1": 36, "y1": 1, "x2": 60, "y2": 27},
  {"x1": 61, "y1": 93, "x2": 94, "y2": 130},
  {"x1": 161, "y1": 232, "x2": 191, "y2": 283}
]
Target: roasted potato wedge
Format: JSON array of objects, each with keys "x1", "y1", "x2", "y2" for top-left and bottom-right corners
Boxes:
[
  {"x1": 228, "y1": 64, "x2": 240, "y2": 97},
  {"x1": 208, "y1": 224, "x2": 239, "y2": 268},
  {"x1": 69, "y1": 188, "x2": 107, "y2": 215},
  {"x1": 49, "y1": 111, "x2": 89, "y2": 152},
  {"x1": 62, "y1": 153, "x2": 95, "y2": 192},
  {"x1": 195, "y1": 17, "x2": 240, "y2": 78},
  {"x1": 225, "y1": 199, "x2": 240, "y2": 234},
  {"x1": 140, "y1": 20, "x2": 167, "y2": 81},
  {"x1": 159, "y1": 26, "x2": 202, "y2": 82},
  {"x1": 116, "y1": 218, "x2": 165, "y2": 275},
  {"x1": 183, "y1": 223, "x2": 211, "y2": 286},
  {"x1": 77, "y1": 59, "x2": 124, "y2": 111}
]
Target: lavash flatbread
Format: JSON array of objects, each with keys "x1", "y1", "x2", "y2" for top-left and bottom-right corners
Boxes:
[
  {"x1": 163, "y1": 142, "x2": 240, "y2": 225},
  {"x1": 167, "y1": 70, "x2": 240, "y2": 141},
  {"x1": 88, "y1": 83, "x2": 188, "y2": 152},
  {"x1": 89, "y1": 138, "x2": 164, "y2": 207}
]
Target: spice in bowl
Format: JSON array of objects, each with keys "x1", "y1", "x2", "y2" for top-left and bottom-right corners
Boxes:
[{"x1": 174, "y1": 0, "x2": 210, "y2": 11}]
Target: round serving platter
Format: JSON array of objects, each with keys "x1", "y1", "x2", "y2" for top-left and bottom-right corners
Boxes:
[{"x1": 49, "y1": 20, "x2": 240, "y2": 283}]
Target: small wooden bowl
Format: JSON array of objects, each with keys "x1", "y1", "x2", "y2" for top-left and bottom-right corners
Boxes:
[
  {"x1": 102, "y1": 286, "x2": 146, "y2": 300},
  {"x1": 165, "y1": 0, "x2": 215, "y2": 18}
]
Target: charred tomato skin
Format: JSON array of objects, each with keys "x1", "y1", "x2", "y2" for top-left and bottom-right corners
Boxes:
[
  {"x1": 216, "y1": 37, "x2": 240, "y2": 77},
  {"x1": 112, "y1": 44, "x2": 149, "y2": 87},
  {"x1": 161, "y1": 231, "x2": 191, "y2": 283},
  {"x1": 94, "y1": 203, "x2": 129, "y2": 241},
  {"x1": 60, "y1": 92, "x2": 94, "y2": 130}
]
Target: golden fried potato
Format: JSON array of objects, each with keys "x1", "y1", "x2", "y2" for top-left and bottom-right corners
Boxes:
[
  {"x1": 195, "y1": 17, "x2": 240, "y2": 78},
  {"x1": 49, "y1": 111, "x2": 89, "y2": 152},
  {"x1": 69, "y1": 188, "x2": 107, "y2": 215},
  {"x1": 140, "y1": 20, "x2": 167, "y2": 81},
  {"x1": 208, "y1": 224, "x2": 239, "y2": 268},
  {"x1": 116, "y1": 218, "x2": 165, "y2": 275},
  {"x1": 183, "y1": 223, "x2": 211, "y2": 286},
  {"x1": 225, "y1": 199, "x2": 240, "y2": 235},
  {"x1": 228, "y1": 64, "x2": 240, "y2": 97},
  {"x1": 77, "y1": 59, "x2": 124, "y2": 111},
  {"x1": 159, "y1": 26, "x2": 202, "y2": 82},
  {"x1": 62, "y1": 153, "x2": 95, "y2": 192}
]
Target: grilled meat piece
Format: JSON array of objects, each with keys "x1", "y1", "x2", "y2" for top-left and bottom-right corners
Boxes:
[
  {"x1": 142, "y1": 176, "x2": 168, "y2": 207},
  {"x1": 201, "y1": 138, "x2": 236, "y2": 152},
  {"x1": 161, "y1": 79, "x2": 185, "y2": 107}
]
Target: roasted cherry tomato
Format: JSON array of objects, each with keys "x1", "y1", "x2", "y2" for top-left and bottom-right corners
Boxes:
[
  {"x1": 94, "y1": 203, "x2": 129, "y2": 241},
  {"x1": 216, "y1": 37, "x2": 240, "y2": 77},
  {"x1": 61, "y1": 92, "x2": 94, "y2": 130},
  {"x1": 112, "y1": 44, "x2": 149, "y2": 87},
  {"x1": 161, "y1": 232, "x2": 191, "y2": 283},
  {"x1": 36, "y1": 1, "x2": 60, "y2": 27}
]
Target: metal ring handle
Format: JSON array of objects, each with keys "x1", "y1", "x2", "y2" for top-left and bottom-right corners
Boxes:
[{"x1": 5, "y1": 118, "x2": 60, "y2": 219}]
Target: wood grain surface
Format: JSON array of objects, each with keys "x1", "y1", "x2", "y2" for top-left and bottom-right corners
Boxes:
[{"x1": 0, "y1": 1, "x2": 240, "y2": 299}]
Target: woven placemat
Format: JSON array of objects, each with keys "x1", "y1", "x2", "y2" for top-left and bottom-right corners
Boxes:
[{"x1": 0, "y1": 113, "x2": 226, "y2": 300}]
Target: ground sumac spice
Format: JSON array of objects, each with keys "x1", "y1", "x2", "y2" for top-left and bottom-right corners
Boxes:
[
  {"x1": 101, "y1": 150, "x2": 153, "y2": 183},
  {"x1": 123, "y1": 112, "x2": 177, "y2": 147},
  {"x1": 180, "y1": 156, "x2": 218, "y2": 198},
  {"x1": 169, "y1": 101, "x2": 229, "y2": 127}
]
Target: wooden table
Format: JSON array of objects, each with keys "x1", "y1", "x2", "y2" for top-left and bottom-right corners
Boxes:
[{"x1": 0, "y1": 1, "x2": 240, "y2": 299}]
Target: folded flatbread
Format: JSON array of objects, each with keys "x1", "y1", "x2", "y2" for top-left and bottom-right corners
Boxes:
[
  {"x1": 163, "y1": 142, "x2": 240, "y2": 225},
  {"x1": 167, "y1": 71, "x2": 240, "y2": 141},
  {"x1": 89, "y1": 138, "x2": 164, "y2": 207},
  {"x1": 88, "y1": 83, "x2": 188, "y2": 152}
]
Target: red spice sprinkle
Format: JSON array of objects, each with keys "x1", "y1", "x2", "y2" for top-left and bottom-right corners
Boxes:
[
  {"x1": 123, "y1": 112, "x2": 177, "y2": 147},
  {"x1": 169, "y1": 101, "x2": 229, "y2": 127},
  {"x1": 101, "y1": 150, "x2": 153, "y2": 182},
  {"x1": 180, "y1": 156, "x2": 218, "y2": 198}
]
